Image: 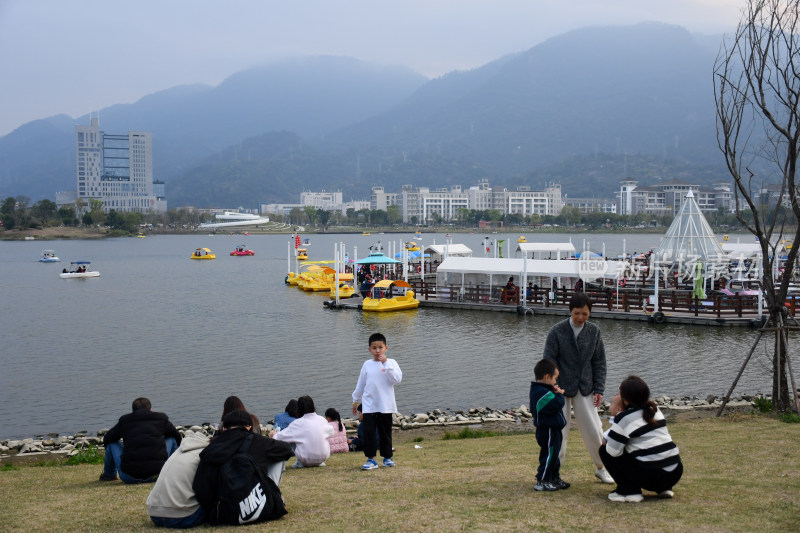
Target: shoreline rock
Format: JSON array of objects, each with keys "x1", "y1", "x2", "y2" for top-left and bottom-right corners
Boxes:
[{"x1": 0, "y1": 394, "x2": 766, "y2": 462}]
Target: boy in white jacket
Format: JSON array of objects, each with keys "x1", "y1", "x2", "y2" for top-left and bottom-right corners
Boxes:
[{"x1": 352, "y1": 332, "x2": 403, "y2": 470}]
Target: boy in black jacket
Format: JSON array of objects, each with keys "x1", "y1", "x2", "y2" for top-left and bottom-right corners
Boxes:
[{"x1": 529, "y1": 359, "x2": 569, "y2": 491}]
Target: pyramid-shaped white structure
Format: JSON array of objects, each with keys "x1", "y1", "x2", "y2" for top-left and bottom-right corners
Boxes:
[{"x1": 653, "y1": 190, "x2": 725, "y2": 261}]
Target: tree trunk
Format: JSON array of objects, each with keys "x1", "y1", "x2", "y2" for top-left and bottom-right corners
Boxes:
[{"x1": 773, "y1": 310, "x2": 791, "y2": 411}]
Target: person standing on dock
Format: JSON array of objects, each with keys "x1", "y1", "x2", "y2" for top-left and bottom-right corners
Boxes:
[{"x1": 543, "y1": 293, "x2": 614, "y2": 485}]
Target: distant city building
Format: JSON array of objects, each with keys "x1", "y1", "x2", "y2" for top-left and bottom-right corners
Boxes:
[
  {"x1": 563, "y1": 197, "x2": 618, "y2": 214},
  {"x1": 505, "y1": 184, "x2": 564, "y2": 217},
  {"x1": 370, "y1": 187, "x2": 398, "y2": 211},
  {"x1": 300, "y1": 190, "x2": 343, "y2": 210},
  {"x1": 72, "y1": 117, "x2": 165, "y2": 214},
  {"x1": 616, "y1": 179, "x2": 732, "y2": 216},
  {"x1": 383, "y1": 180, "x2": 563, "y2": 223},
  {"x1": 262, "y1": 196, "x2": 369, "y2": 218},
  {"x1": 261, "y1": 203, "x2": 304, "y2": 218}
]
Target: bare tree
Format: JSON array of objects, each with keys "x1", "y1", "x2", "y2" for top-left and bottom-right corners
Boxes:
[{"x1": 714, "y1": 0, "x2": 800, "y2": 411}]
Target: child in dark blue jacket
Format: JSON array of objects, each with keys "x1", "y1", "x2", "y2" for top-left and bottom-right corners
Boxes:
[{"x1": 530, "y1": 359, "x2": 569, "y2": 491}]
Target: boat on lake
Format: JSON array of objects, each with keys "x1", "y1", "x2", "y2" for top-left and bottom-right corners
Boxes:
[
  {"x1": 362, "y1": 279, "x2": 420, "y2": 312},
  {"x1": 191, "y1": 248, "x2": 216, "y2": 260},
  {"x1": 59, "y1": 261, "x2": 99, "y2": 278},
  {"x1": 39, "y1": 250, "x2": 60, "y2": 262},
  {"x1": 329, "y1": 273, "x2": 356, "y2": 298},
  {"x1": 297, "y1": 248, "x2": 309, "y2": 260},
  {"x1": 230, "y1": 244, "x2": 255, "y2": 256}
]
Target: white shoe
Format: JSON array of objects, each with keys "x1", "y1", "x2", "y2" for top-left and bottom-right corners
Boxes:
[
  {"x1": 290, "y1": 460, "x2": 304, "y2": 468},
  {"x1": 658, "y1": 489, "x2": 674, "y2": 499},
  {"x1": 608, "y1": 492, "x2": 643, "y2": 502},
  {"x1": 595, "y1": 468, "x2": 614, "y2": 484}
]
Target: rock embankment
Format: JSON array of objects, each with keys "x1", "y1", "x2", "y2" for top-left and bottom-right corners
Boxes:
[{"x1": 0, "y1": 395, "x2": 760, "y2": 462}]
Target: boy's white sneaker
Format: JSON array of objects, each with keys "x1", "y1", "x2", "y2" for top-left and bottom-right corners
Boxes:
[
  {"x1": 658, "y1": 490, "x2": 674, "y2": 499},
  {"x1": 595, "y1": 468, "x2": 614, "y2": 484},
  {"x1": 361, "y1": 458, "x2": 378, "y2": 470}
]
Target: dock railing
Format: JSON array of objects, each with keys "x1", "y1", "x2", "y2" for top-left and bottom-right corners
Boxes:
[{"x1": 410, "y1": 280, "x2": 800, "y2": 318}]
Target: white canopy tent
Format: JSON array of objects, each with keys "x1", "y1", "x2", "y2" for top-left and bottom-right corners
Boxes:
[
  {"x1": 436, "y1": 257, "x2": 631, "y2": 300},
  {"x1": 721, "y1": 243, "x2": 762, "y2": 258},
  {"x1": 515, "y1": 242, "x2": 576, "y2": 259},
  {"x1": 424, "y1": 244, "x2": 473, "y2": 260}
]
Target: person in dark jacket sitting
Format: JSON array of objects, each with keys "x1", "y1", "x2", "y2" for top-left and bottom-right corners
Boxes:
[
  {"x1": 100, "y1": 397, "x2": 182, "y2": 483},
  {"x1": 193, "y1": 410, "x2": 295, "y2": 524}
]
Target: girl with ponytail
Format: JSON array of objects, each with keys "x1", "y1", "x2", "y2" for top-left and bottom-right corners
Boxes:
[
  {"x1": 599, "y1": 375, "x2": 683, "y2": 503},
  {"x1": 325, "y1": 408, "x2": 349, "y2": 454}
]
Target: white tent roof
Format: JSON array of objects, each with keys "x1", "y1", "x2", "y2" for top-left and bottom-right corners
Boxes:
[
  {"x1": 436, "y1": 257, "x2": 628, "y2": 279},
  {"x1": 424, "y1": 244, "x2": 473, "y2": 257},
  {"x1": 653, "y1": 190, "x2": 725, "y2": 261},
  {"x1": 516, "y1": 242, "x2": 576, "y2": 255},
  {"x1": 721, "y1": 243, "x2": 762, "y2": 257}
]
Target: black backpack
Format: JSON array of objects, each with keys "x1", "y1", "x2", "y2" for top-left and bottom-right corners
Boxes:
[{"x1": 212, "y1": 434, "x2": 287, "y2": 525}]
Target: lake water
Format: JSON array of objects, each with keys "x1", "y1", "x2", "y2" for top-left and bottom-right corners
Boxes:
[{"x1": 0, "y1": 232, "x2": 771, "y2": 440}]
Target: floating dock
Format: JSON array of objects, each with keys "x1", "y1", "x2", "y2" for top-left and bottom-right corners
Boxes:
[{"x1": 323, "y1": 298, "x2": 762, "y2": 327}]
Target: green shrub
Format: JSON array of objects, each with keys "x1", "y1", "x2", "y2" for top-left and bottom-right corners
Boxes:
[
  {"x1": 442, "y1": 427, "x2": 504, "y2": 440},
  {"x1": 1, "y1": 463, "x2": 20, "y2": 472},
  {"x1": 753, "y1": 396, "x2": 772, "y2": 413},
  {"x1": 65, "y1": 444, "x2": 104, "y2": 465},
  {"x1": 778, "y1": 411, "x2": 800, "y2": 423},
  {"x1": 412, "y1": 436, "x2": 424, "y2": 442}
]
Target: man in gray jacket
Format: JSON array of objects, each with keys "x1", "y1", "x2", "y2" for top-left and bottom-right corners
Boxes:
[{"x1": 543, "y1": 292, "x2": 614, "y2": 484}]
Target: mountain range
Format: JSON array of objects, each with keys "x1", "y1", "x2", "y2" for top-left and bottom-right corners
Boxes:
[{"x1": 0, "y1": 22, "x2": 732, "y2": 208}]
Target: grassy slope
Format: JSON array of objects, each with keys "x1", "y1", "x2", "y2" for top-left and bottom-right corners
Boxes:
[{"x1": 1, "y1": 414, "x2": 798, "y2": 532}]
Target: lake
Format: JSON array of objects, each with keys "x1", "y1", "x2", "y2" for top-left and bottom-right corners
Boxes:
[{"x1": 0, "y1": 231, "x2": 770, "y2": 440}]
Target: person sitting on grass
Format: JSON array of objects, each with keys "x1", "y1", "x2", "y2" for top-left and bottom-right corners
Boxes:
[
  {"x1": 100, "y1": 397, "x2": 181, "y2": 484},
  {"x1": 193, "y1": 410, "x2": 293, "y2": 525},
  {"x1": 600, "y1": 375, "x2": 683, "y2": 503},
  {"x1": 146, "y1": 430, "x2": 210, "y2": 528},
  {"x1": 270, "y1": 395, "x2": 333, "y2": 468},
  {"x1": 529, "y1": 358, "x2": 569, "y2": 492},
  {"x1": 214, "y1": 395, "x2": 261, "y2": 437},
  {"x1": 273, "y1": 399, "x2": 299, "y2": 431},
  {"x1": 325, "y1": 408, "x2": 349, "y2": 454}
]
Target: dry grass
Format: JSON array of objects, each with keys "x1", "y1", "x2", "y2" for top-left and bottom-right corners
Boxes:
[{"x1": 1, "y1": 414, "x2": 798, "y2": 532}]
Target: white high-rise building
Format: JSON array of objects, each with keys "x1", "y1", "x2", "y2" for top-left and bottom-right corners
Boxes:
[{"x1": 75, "y1": 117, "x2": 165, "y2": 214}]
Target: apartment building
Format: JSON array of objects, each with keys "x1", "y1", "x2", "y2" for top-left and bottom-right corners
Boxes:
[
  {"x1": 388, "y1": 181, "x2": 563, "y2": 223},
  {"x1": 616, "y1": 179, "x2": 733, "y2": 216},
  {"x1": 300, "y1": 190, "x2": 342, "y2": 209},
  {"x1": 563, "y1": 197, "x2": 618, "y2": 214}
]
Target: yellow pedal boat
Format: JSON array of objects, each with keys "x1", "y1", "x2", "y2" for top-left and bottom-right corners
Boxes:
[
  {"x1": 362, "y1": 279, "x2": 420, "y2": 312},
  {"x1": 191, "y1": 247, "x2": 216, "y2": 260},
  {"x1": 328, "y1": 274, "x2": 356, "y2": 298}
]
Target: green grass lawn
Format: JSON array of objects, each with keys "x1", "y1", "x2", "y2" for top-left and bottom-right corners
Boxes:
[{"x1": 1, "y1": 414, "x2": 798, "y2": 532}]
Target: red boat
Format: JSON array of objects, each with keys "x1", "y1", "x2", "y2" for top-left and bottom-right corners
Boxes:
[{"x1": 230, "y1": 244, "x2": 255, "y2": 256}]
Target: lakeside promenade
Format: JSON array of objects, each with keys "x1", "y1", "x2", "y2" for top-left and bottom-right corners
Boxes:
[{"x1": 0, "y1": 396, "x2": 758, "y2": 464}]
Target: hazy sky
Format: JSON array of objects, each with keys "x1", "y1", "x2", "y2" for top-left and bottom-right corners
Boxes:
[{"x1": 0, "y1": 0, "x2": 744, "y2": 137}]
